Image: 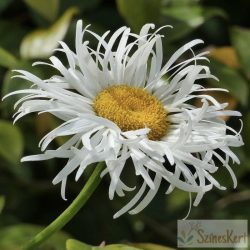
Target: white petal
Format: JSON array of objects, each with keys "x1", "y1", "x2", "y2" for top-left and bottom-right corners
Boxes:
[
  {"x1": 129, "y1": 174, "x2": 162, "y2": 215},
  {"x1": 113, "y1": 181, "x2": 147, "y2": 219}
]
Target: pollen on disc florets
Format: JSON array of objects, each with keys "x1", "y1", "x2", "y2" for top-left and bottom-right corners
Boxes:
[{"x1": 93, "y1": 85, "x2": 169, "y2": 140}]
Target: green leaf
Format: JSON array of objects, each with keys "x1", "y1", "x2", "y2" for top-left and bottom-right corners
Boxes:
[
  {"x1": 0, "y1": 47, "x2": 18, "y2": 68},
  {"x1": 209, "y1": 58, "x2": 248, "y2": 106},
  {"x1": 0, "y1": 21, "x2": 28, "y2": 53},
  {"x1": 131, "y1": 243, "x2": 175, "y2": 250},
  {"x1": 231, "y1": 26, "x2": 250, "y2": 80},
  {"x1": 167, "y1": 0, "x2": 197, "y2": 7},
  {"x1": 104, "y1": 245, "x2": 142, "y2": 250},
  {"x1": 161, "y1": 6, "x2": 227, "y2": 41},
  {"x1": 203, "y1": 7, "x2": 228, "y2": 20},
  {"x1": 116, "y1": 0, "x2": 162, "y2": 32},
  {"x1": 66, "y1": 239, "x2": 92, "y2": 250},
  {"x1": 24, "y1": 0, "x2": 59, "y2": 22},
  {"x1": 162, "y1": 6, "x2": 204, "y2": 28},
  {"x1": 0, "y1": 120, "x2": 23, "y2": 165},
  {"x1": 61, "y1": 0, "x2": 101, "y2": 13},
  {"x1": 0, "y1": 196, "x2": 5, "y2": 214},
  {"x1": 20, "y1": 6, "x2": 78, "y2": 59},
  {"x1": 66, "y1": 240, "x2": 144, "y2": 250},
  {"x1": 0, "y1": 224, "x2": 70, "y2": 250},
  {"x1": 66, "y1": 240, "x2": 174, "y2": 250}
]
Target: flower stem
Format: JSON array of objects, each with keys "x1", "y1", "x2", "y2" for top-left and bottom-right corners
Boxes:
[{"x1": 22, "y1": 162, "x2": 105, "y2": 250}]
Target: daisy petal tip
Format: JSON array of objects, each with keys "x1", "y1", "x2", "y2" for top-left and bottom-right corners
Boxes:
[
  {"x1": 198, "y1": 39, "x2": 204, "y2": 44},
  {"x1": 75, "y1": 170, "x2": 83, "y2": 182},
  {"x1": 108, "y1": 192, "x2": 115, "y2": 201},
  {"x1": 113, "y1": 213, "x2": 119, "y2": 219},
  {"x1": 20, "y1": 157, "x2": 27, "y2": 162},
  {"x1": 1, "y1": 94, "x2": 8, "y2": 101},
  {"x1": 128, "y1": 209, "x2": 138, "y2": 215},
  {"x1": 76, "y1": 19, "x2": 83, "y2": 27},
  {"x1": 52, "y1": 178, "x2": 60, "y2": 185},
  {"x1": 169, "y1": 160, "x2": 175, "y2": 166}
]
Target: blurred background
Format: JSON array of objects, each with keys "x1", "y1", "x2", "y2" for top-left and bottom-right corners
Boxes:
[{"x1": 0, "y1": 0, "x2": 249, "y2": 249}]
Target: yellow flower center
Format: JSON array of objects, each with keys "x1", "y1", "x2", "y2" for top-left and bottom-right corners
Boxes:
[{"x1": 93, "y1": 85, "x2": 169, "y2": 140}]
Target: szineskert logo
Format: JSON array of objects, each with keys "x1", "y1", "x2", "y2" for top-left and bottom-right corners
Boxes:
[{"x1": 177, "y1": 220, "x2": 248, "y2": 248}]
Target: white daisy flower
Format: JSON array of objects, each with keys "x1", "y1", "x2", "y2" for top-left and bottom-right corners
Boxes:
[{"x1": 5, "y1": 21, "x2": 243, "y2": 218}]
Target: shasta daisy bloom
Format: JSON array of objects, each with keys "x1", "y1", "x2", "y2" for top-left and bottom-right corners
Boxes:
[{"x1": 5, "y1": 21, "x2": 243, "y2": 218}]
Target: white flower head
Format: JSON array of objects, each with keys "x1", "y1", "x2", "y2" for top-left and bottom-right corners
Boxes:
[{"x1": 5, "y1": 21, "x2": 243, "y2": 218}]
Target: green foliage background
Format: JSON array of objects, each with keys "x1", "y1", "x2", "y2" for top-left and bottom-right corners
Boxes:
[{"x1": 0, "y1": 0, "x2": 249, "y2": 249}]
